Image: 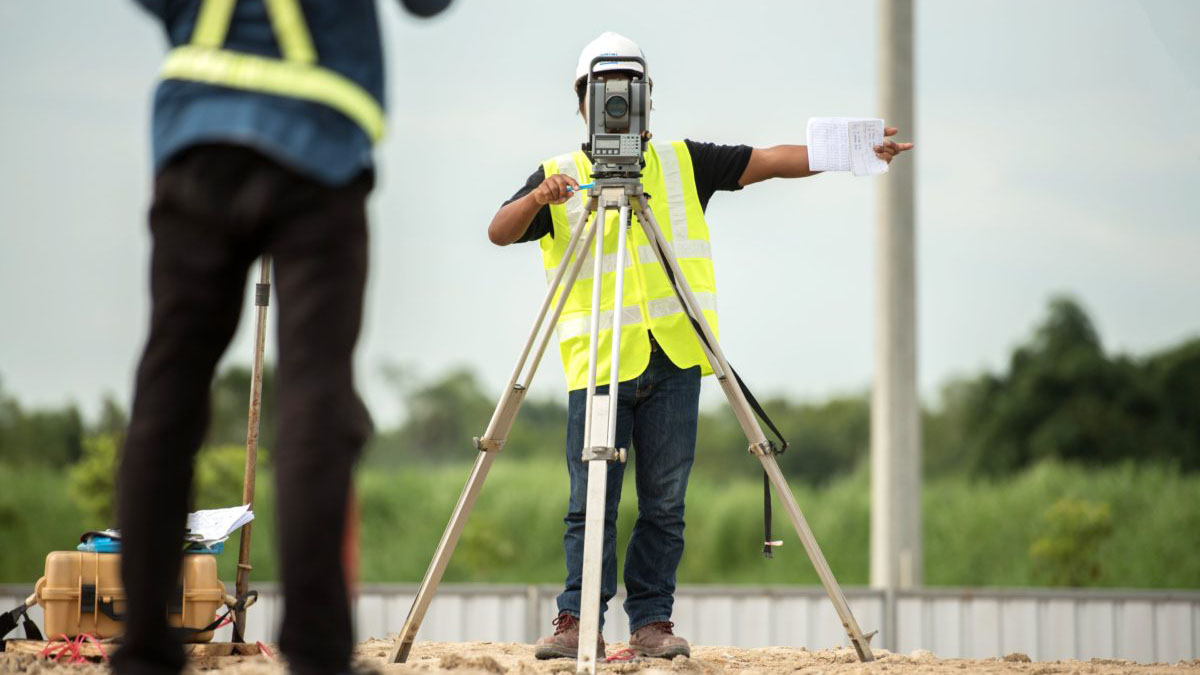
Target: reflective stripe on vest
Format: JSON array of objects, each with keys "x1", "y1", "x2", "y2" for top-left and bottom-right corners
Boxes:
[
  {"x1": 540, "y1": 141, "x2": 719, "y2": 390},
  {"x1": 557, "y1": 305, "x2": 644, "y2": 340},
  {"x1": 544, "y1": 251, "x2": 632, "y2": 284},
  {"x1": 160, "y1": 0, "x2": 385, "y2": 143},
  {"x1": 556, "y1": 292, "x2": 717, "y2": 341}
]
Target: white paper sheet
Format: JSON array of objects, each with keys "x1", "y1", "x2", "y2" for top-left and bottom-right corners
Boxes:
[
  {"x1": 806, "y1": 117, "x2": 851, "y2": 172},
  {"x1": 185, "y1": 504, "x2": 254, "y2": 546},
  {"x1": 806, "y1": 117, "x2": 889, "y2": 176}
]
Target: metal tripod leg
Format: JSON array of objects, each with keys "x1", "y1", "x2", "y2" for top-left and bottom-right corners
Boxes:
[
  {"x1": 388, "y1": 197, "x2": 601, "y2": 664},
  {"x1": 632, "y1": 196, "x2": 876, "y2": 662},
  {"x1": 576, "y1": 187, "x2": 633, "y2": 675}
]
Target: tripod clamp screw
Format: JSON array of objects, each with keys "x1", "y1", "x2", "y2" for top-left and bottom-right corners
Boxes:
[
  {"x1": 748, "y1": 440, "x2": 776, "y2": 457},
  {"x1": 474, "y1": 437, "x2": 505, "y2": 452},
  {"x1": 582, "y1": 446, "x2": 627, "y2": 463}
]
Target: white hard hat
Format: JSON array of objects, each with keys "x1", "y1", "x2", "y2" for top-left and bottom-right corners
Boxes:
[{"x1": 574, "y1": 32, "x2": 647, "y2": 90}]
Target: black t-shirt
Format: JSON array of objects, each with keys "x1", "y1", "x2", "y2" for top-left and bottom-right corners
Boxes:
[{"x1": 503, "y1": 140, "x2": 753, "y2": 244}]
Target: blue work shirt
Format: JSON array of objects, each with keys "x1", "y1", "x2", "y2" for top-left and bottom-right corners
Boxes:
[{"x1": 135, "y1": 0, "x2": 384, "y2": 186}]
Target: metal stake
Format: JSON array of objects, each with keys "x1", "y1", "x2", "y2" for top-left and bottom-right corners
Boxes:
[{"x1": 235, "y1": 256, "x2": 270, "y2": 639}]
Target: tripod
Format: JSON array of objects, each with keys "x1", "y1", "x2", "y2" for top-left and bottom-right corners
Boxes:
[{"x1": 387, "y1": 175, "x2": 875, "y2": 673}]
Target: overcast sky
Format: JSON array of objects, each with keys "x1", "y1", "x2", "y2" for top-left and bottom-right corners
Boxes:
[{"x1": 1, "y1": 0, "x2": 1197, "y2": 427}]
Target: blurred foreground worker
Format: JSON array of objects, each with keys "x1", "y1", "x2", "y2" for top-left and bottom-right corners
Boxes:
[
  {"x1": 115, "y1": 1, "x2": 450, "y2": 674},
  {"x1": 487, "y1": 32, "x2": 912, "y2": 660}
]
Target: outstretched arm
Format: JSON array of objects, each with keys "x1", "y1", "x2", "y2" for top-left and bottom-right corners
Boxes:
[{"x1": 737, "y1": 127, "x2": 914, "y2": 186}]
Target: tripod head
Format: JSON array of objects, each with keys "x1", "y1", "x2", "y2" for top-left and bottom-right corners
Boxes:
[{"x1": 581, "y1": 55, "x2": 650, "y2": 180}]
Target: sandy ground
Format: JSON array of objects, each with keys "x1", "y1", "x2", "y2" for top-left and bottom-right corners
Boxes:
[{"x1": 2, "y1": 639, "x2": 1198, "y2": 674}]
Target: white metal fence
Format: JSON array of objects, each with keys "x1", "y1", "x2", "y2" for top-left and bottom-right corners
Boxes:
[{"x1": 3, "y1": 584, "x2": 1198, "y2": 663}]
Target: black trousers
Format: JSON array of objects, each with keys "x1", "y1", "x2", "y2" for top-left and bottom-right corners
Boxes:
[{"x1": 113, "y1": 146, "x2": 373, "y2": 675}]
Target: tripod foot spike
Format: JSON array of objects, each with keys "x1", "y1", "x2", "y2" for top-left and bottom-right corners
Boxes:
[{"x1": 387, "y1": 638, "x2": 413, "y2": 664}]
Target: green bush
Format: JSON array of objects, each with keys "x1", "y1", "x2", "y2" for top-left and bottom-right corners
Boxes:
[
  {"x1": 1029, "y1": 497, "x2": 1113, "y2": 586},
  {"x1": 68, "y1": 433, "x2": 121, "y2": 525},
  {"x1": 0, "y1": 465, "x2": 90, "y2": 583},
  {"x1": 66, "y1": 434, "x2": 270, "y2": 528}
]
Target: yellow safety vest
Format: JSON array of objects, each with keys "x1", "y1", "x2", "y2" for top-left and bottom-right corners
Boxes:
[
  {"x1": 541, "y1": 141, "x2": 719, "y2": 391},
  {"x1": 159, "y1": 0, "x2": 386, "y2": 143}
]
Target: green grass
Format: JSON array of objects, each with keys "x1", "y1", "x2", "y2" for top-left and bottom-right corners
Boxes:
[
  {"x1": 0, "y1": 466, "x2": 89, "y2": 583},
  {"x1": 920, "y1": 460, "x2": 1200, "y2": 588},
  {"x1": 2, "y1": 460, "x2": 1197, "y2": 589}
]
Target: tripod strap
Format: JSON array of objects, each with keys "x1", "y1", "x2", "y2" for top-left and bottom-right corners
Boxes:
[
  {"x1": 762, "y1": 471, "x2": 774, "y2": 558},
  {"x1": 728, "y1": 366, "x2": 789, "y2": 455},
  {"x1": 0, "y1": 602, "x2": 42, "y2": 641},
  {"x1": 727, "y1": 362, "x2": 790, "y2": 558},
  {"x1": 718, "y1": 341, "x2": 789, "y2": 560},
  {"x1": 641, "y1": 215, "x2": 789, "y2": 557}
]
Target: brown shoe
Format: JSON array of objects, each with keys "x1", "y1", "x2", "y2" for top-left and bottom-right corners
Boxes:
[
  {"x1": 534, "y1": 612, "x2": 606, "y2": 660},
  {"x1": 630, "y1": 620, "x2": 690, "y2": 659}
]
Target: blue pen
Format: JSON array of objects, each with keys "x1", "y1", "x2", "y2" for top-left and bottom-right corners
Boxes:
[{"x1": 567, "y1": 182, "x2": 595, "y2": 193}]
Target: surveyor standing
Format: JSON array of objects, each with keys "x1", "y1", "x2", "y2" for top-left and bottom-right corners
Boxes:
[
  {"x1": 487, "y1": 32, "x2": 912, "y2": 660},
  {"x1": 115, "y1": 1, "x2": 449, "y2": 674}
]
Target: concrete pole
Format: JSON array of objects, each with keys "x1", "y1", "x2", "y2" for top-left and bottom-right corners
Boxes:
[{"x1": 871, "y1": 0, "x2": 921, "y2": 597}]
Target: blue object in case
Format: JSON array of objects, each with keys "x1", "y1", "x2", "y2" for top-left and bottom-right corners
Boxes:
[
  {"x1": 76, "y1": 534, "x2": 224, "y2": 554},
  {"x1": 76, "y1": 535, "x2": 121, "y2": 553}
]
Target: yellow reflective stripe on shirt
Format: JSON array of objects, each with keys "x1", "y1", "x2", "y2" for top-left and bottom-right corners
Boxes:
[
  {"x1": 646, "y1": 292, "x2": 716, "y2": 320},
  {"x1": 263, "y1": 0, "x2": 316, "y2": 64},
  {"x1": 652, "y1": 141, "x2": 691, "y2": 244},
  {"x1": 161, "y1": 46, "x2": 385, "y2": 143},
  {"x1": 557, "y1": 305, "x2": 645, "y2": 340},
  {"x1": 555, "y1": 293, "x2": 716, "y2": 340},
  {"x1": 556, "y1": 152, "x2": 586, "y2": 239},
  {"x1": 636, "y1": 240, "x2": 711, "y2": 264},
  {"x1": 192, "y1": 0, "x2": 236, "y2": 49},
  {"x1": 545, "y1": 250, "x2": 633, "y2": 284}
]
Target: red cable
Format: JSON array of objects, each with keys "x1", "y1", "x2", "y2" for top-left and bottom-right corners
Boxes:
[
  {"x1": 66, "y1": 635, "x2": 85, "y2": 664},
  {"x1": 43, "y1": 643, "x2": 68, "y2": 661},
  {"x1": 606, "y1": 648, "x2": 637, "y2": 662},
  {"x1": 77, "y1": 633, "x2": 109, "y2": 663},
  {"x1": 40, "y1": 634, "x2": 76, "y2": 663},
  {"x1": 257, "y1": 641, "x2": 276, "y2": 660},
  {"x1": 37, "y1": 632, "x2": 108, "y2": 665},
  {"x1": 44, "y1": 634, "x2": 71, "y2": 654},
  {"x1": 50, "y1": 644, "x2": 70, "y2": 663}
]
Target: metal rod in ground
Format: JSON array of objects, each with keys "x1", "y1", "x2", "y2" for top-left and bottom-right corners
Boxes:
[
  {"x1": 633, "y1": 199, "x2": 875, "y2": 662},
  {"x1": 389, "y1": 203, "x2": 601, "y2": 664},
  {"x1": 235, "y1": 256, "x2": 271, "y2": 639}
]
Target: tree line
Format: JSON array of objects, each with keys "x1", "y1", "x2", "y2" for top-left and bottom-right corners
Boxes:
[
  {"x1": 365, "y1": 295, "x2": 1200, "y2": 482},
  {"x1": 3, "y1": 296, "x2": 1197, "y2": 484}
]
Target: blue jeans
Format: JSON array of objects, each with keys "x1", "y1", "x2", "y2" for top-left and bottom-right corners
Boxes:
[{"x1": 556, "y1": 343, "x2": 701, "y2": 633}]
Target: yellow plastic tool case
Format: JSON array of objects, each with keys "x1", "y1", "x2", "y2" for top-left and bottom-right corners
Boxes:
[{"x1": 33, "y1": 552, "x2": 226, "y2": 642}]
